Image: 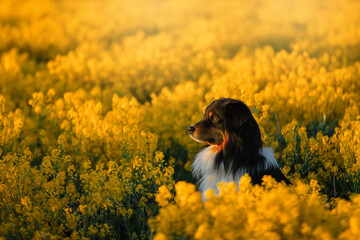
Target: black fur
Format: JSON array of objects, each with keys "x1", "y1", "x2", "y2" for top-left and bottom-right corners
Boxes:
[{"x1": 190, "y1": 98, "x2": 291, "y2": 185}]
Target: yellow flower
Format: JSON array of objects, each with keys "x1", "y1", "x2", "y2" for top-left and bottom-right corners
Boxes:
[
  {"x1": 153, "y1": 233, "x2": 167, "y2": 240},
  {"x1": 88, "y1": 225, "x2": 98, "y2": 236},
  {"x1": 156, "y1": 185, "x2": 173, "y2": 207}
]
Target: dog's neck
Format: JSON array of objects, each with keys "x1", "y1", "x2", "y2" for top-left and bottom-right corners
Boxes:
[{"x1": 192, "y1": 146, "x2": 278, "y2": 198}]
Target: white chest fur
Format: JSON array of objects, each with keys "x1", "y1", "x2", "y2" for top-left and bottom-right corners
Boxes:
[{"x1": 192, "y1": 146, "x2": 278, "y2": 197}]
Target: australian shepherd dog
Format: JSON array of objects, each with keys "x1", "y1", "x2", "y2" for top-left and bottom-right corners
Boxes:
[{"x1": 188, "y1": 98, "x2": 291, "y2": 196}]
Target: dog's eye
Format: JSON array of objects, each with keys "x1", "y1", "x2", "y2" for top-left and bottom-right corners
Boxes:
[{"x1": 210, "y1": 114, "x2": 220, "y2": 124}]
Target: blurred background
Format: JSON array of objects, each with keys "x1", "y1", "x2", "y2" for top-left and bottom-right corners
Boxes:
[{"x1": 1, "y1": 0, "x2": 359, "y2": 104}]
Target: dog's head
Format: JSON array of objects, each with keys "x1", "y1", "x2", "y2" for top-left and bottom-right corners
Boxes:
[{"x1": 189, "y1": 98, "x2": 263, "y2": 174}]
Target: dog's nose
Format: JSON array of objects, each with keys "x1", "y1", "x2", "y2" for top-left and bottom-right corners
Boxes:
[{"x1": 188, "y1": 126, "x2": 195, "y2": 134}]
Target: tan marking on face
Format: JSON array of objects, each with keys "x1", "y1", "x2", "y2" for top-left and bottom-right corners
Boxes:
[
  {"x1": 210, "y1": 131, "x2": 229, "y2": 152},
  {"x1": 209, "y1": 112, "x2": 213, "y2": 117}
]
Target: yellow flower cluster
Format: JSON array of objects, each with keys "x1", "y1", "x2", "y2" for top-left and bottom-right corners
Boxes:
[
  {"x1": 0, "y1": 95, "x2": 23, "y2": 156},
  {"x1": 151, "y1": 176, "x2": 360, "y2": 240},
  {"x1": 1, "y1": 0, "x2": 360, "y2": 238},
  {"x1": 1, "y1": 90, "x2": 174, "y2": 239}
]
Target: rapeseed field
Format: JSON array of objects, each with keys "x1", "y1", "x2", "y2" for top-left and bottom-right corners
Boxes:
[{"x1": 0, "y1": 0, "x2": 360, "y2": 239}]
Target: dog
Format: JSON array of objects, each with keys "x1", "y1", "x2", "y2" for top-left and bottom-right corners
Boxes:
[{"x1": 188, "y1": 98, "x2": 291, "y2": 196}]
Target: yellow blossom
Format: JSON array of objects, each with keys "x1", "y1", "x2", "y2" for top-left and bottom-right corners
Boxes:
[{"x1": 1, "y1": 0, "x2": 360, "y2": 238}]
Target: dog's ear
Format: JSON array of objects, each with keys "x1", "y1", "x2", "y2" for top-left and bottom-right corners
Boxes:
[{"x1": 225, "y1": 101, "x2": 252, "y2": 136}]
